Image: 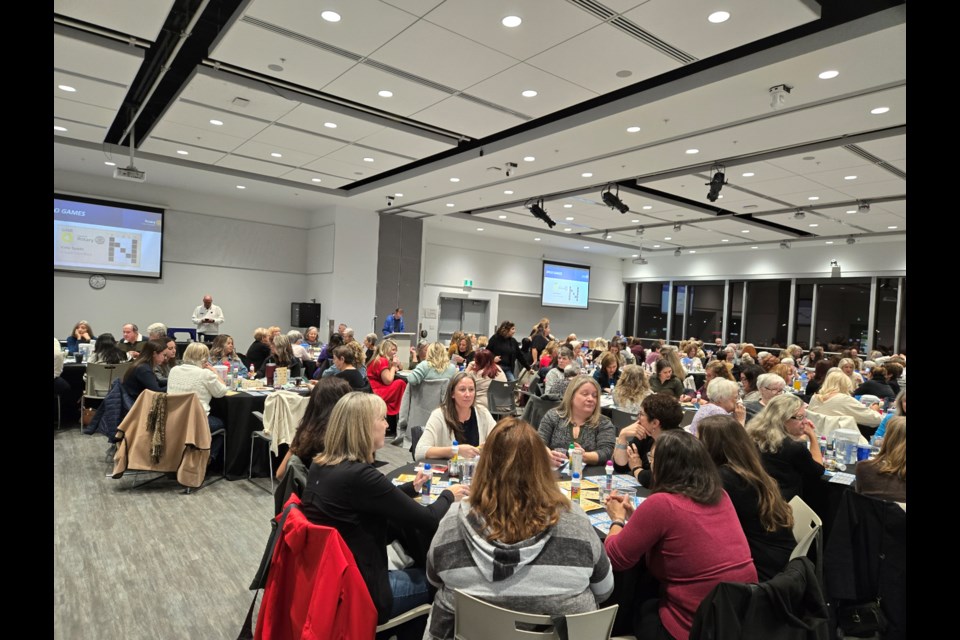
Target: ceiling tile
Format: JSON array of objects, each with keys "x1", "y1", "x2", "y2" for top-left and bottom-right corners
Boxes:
[
  {"x1": 160, "y1": 100, "x2": 270, "y2": 139},
  {"x1": 54, "y1": 0, "x2": 175, "y2": 42},
  {"x1": 54, "y1": 97, "x2": 116, "y2": 128},
  {"x1": 301, "y1": 157, "x2": 369, "y2": 180},
  {"x1": 147, "y1": 120, "x2": 246, "y2": 152},
  {"x1": 139, "y1": 138, "x2": 226, "y2": 165},
  {"x1": 323, "y1": 63, "x2": 450, "y2": 118},
  {"x1": 231, "y1": 140, "x2": 315, "y2": 168},
  {"x1": 412, "y1": 95, "x2": 526, "y2": 138},
  {"x1": 324, "y1": 145, "x2": 413, "y2": 172},
  {"x1": 215, "y1": 154, "x2": 293, "y2": 178},
  {"x1": 762, "y1": 212, "x2": 853, "y2": 237},
  {"x1": 53, "y1": 31, "x2": 143, "y2": 84},
  {"x1": 464, "y1": 63, "x2": 597, "y2": 117},
  {"x1": 380, "y1": 0, "x2": 444, "y2": 16},
  {"x1": 249, "y1": 124, "x2": 348, "y2": 157},
  {"x1": 356, "y1": 128, "x2": 455, "y2": 159},
  {"x1": 54, "y1": 121, "x2": 107, "y2": 144},
  {"x1": 178, "y1": 70, "x2": 301, "y2": 123},
  {"x1": 278, "y1": 168, "x2": 352, "y2": 189},
  {"x1": 856, "y1": 135, "x2": 905, "y2": 163},
  {"x1": 54, "y1": 71, "x2": 128, "y2": 112},
  {"x1": 278, "y1": 103, "x2": 384, "y2": 142}
]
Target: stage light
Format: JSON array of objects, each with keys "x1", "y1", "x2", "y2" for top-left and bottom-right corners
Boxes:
[
  {"x1": 601, "y1": 185, "x2": 630, "y2": 213},
  {"x1": 706, "y1": 165, "x2": 727, "y2": 202},
  {"x1": 528, "y1": 198, "x2": 556, "y2": 228}
]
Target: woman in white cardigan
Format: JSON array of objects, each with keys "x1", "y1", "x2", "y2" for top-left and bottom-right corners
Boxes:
[
  {"x1": 807, "y1": 368, "x2": 882, "y2": 427},
  {"x1": 415, "y1": 372, "x2": 496, "y2": 461}
]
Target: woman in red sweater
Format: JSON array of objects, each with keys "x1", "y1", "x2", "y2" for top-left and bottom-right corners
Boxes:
[{"x1": 604, "y1": 429, "x2": 757, "y2": 640}]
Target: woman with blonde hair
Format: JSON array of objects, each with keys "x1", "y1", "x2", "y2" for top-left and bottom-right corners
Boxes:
[
  {"x1": 424, "y1": 417, "x2": 613, "y2": 640},
  {"x1": 367, "y1": 338, "x2": 408, "y2": 432},
  {"x1": 539, "y1": 376, "x2": 616, "y2": 466},
  {"x1": 301, "y1": 392, "x2": 467, "y2": 628},
  {"x1": 167, "y1": 342, "x2": 229, "y2": 462},
  {"x1": 612, "y1": 364, "x2": 652, "y2": 412},
  {"x1": 807, "y1": 369, "x2": 882, "y2": 428},
  {"x1": 417, "y1": 372, "x2": 496, "y2": 461},
  {"x1": 406, "y1": 342, "x2": 457, "y2": 386},
  {"x1": 257, "y1": 334, "x2": 303, "y2": 379},
  {"x1": 747, "y1": 394, "x2": 824, "y2": 501},
  {"x1": 838, "y1": 357, "x2": 865, "y2": 387},
  {"x1": 246, "y1": 327, "x2": 272, "y2": 373},
  {"x1": 208, "y1": 334, "x2": 247, "y2": 377},
  {"x1": 855, "y1": 417, "x2": 906, "y2": 502}
]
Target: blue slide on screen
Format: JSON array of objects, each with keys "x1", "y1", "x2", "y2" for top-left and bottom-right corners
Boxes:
[{"x1": 542, "y1": 261, "x2": 590, "y2": 309}]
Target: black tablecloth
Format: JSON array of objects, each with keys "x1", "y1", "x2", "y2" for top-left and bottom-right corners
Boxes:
[{"x1": 210, "y1": 392, "x2": 268, "y2": 480}]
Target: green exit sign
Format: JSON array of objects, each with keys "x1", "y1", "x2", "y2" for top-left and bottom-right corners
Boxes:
[{"x1": 463, "y1": 279, "x2": 473, "y2": 287}]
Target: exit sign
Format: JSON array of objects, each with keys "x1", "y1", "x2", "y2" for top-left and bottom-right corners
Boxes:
[{"x1": 463, "y1": 279, "x2": 473, "y2": 287}]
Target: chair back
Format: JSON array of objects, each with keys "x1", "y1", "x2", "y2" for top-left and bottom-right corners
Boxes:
[
  {"x1": 400, "y1": 378, "x2": 449, "y2": 430},
  {"x1": 487, "y1": 380, "x2": 517, "y2": 417},
  {"x1": 788, "y1": 495, "x2": 824, "y2": 586},
  {"x1": 610, "y1": 408, "x2": 638, "y2": 429},
  {"x1": 454, "y1": 590, "x2": 618, "y2": 640},
  {"x1": 409, "y1": 425, "x2": 424, "y2": 461},
  {"x1": 263, "y1": 390, "x2": 310, "y2": 455},
  {"x1": 520, "y1": 394, "x2": 561, "y2": 430},
  {"x1": 85, "y1": 362, "x2": 131, "y2": 398},
  {"x1": 805, "y1": 411, "x2": 866, "y2": 444},
  {"x1": 680, "y1": 407, "x2": 696, "y2": 429}
]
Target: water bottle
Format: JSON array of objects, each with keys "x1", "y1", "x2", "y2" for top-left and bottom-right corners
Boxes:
[
  {"x1": 800, "y1": 371, "x2": 808, "y2": 393},
  {"x1": 604, "y1": 460, "x2": 614, "y2": 499},
  {"x1": 421, "y1": 463, "x2": 433, "y2": 505},
  {"x1": 695, "y1": 391, "x2": 702, "y2": 404},
  {"x1": 449, "y1": 440, "x2": 460, "y2": 478},
  {"x1": 570, "y1": 472, "x2": 581, "y2": 502},
  {"x1": 819, "y1": 436, "x2": 827, "y2": 459},
  {"x1": 567, "y1": 443, "x2": 575, "y2": 470},
  {"x1": 248, "y1": 363, "x2": 256, "y2": 380},
  {"x1": 571, "y1": 447, "x2": 583, "y2": 476}
]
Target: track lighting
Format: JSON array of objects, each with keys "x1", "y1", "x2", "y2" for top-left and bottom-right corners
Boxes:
[
  {"x1": 674, "y1": 223, "x2": 682, "y2": 232},
  {"x1": 780, "y1": 241, "x2": 791, "y2": 249},
  {"x1": 636, "y1": 227, "x2": 644, "y2": 236},
  {"x1": 527, "y1": 198, "x2": 555, "y2": 228},
  {"x1": 857, "y1": 201, "x2": 870, "y2": 214},
  {"x1": 601, "y1": 185, "x2": 629, "y2": 213},
  {"x1": 706, "y1": 164, "x2": 727, "y2": 202},
  {"x1": 674, "y1": 248, "x2": 681, "y2": 257},
  {"x1": 793, "y1": 210, "x2": 805, "y2": 220},
  {"x1": 846, "y1": 236, "x2": 856, "y2": 245}
]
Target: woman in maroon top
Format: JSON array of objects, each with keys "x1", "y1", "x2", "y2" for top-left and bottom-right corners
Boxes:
[{"x1": 604, "y1": 430, "x2": 757, "y2": 640}]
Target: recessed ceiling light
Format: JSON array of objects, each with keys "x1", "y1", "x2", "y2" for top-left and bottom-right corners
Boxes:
[
  {"x1": 498, "y1": 215, "x2": 507, "y2": 219},
  {"x1": 394, "y1": 193, "x2": 403, "y2": 197},
  {"x1": 104, "y1": 161, "x2": 116, "y2": 166},
  {"x1": 686, "y1": 148, "x2": 700, "y2": 154},
  {"x1": 631, "y1": 219, "x2": 640, "y2": 223},
  {"x1": 563, "y1": 204, "x2": 573, "y2": 208},
  {"x1": 809, "y1": 223, "x2": 819, "y2": 227},
  {"x1": 870, "y1": 107, "x2": 889, "y2": 115},
  {"x1": 819, "y1": 70, "x2": 840, "y2": 79},
  {"x1": 689, "y1": 250, "x2": 697, "y2": 254},
  {"x1": 808, "y1": 196, "x2": 820, "y2": 201},
  {"x1": 378, "y1": 90, "x2": 393, "y2": 98},
  {"x1": 887, "y1": 225, "x2": 898, "y2": 229},
  {"x1": 581, "y1": 172, "x2": 593, "y2": 178},
  {"x1": 176, "y1": 149, "x2": 189, "y2": 155},
  {"x1": 741, "y1": 172, "x2": 755, "y2": 177},
  {"x1": 825, "y1": 241, "x2": 834, "y2": 245},
  {"x1": 504, "y1": 190, "x2": 514, "y2": 195},
  {"x1": 446, "y1": 203, "x2": 455, "y2": 207},
  {"x1": 271, "y1": 152, "x2": 282, "y2": 158},
  {"x1": 708, "y1": 11, "x2": 730, "y2": 23},
  {"x1": 565, "y1": 216, "x2": 574, "y2": 221},
  {"x1": 476, "y1": 228, "x2": 484, "y2": 232},
  {"x1": 664, "y1": 236, "x2": 672, "y2": 240},
  {"x1": 751, "y1": 246, "x2": 759, "y2": 249},
  {"x1": 449, "y1": 177, "x2": 460, "y2": 182},
  {"x1": 321, "y1": 10, "x2": 341, "y2": 22},
  {"x1": 209, "y1": 119, "x2": 224, "y2": 126},
  {"x1": 363, "y1": 157, "x2": 374, "y2": 162},
  {"x1": 523, "y1": 156, "x2": 535, "y2": 162},
  {"x1": 534, "y1": 237, "x2": 541, "y2": 241},
  {"x1": 626, "y1": 126, "x2": 641, "y2": 133},
  {"x1": 54, "y1": 125, "x2": 67, "y2": 132},
  {"x1": 502, "y1": 15, "x2": 522, "y2": 28},
  {"x1": 236, "y1": 185, "x2": 246, "y2": 189},
  {"x1": 521, "y1": 90, "x2": 538, "y2": 98},
  {"x1": 721, "y1": 239, "x2": 729, "y2": 242},
  {"x1": 583, "y1": 246, "x2": 590, "y2": 249},
  {"x1": 324, "y1": 122, "x2": 337, "y2": 128},
  {"x1": 58, "y1": 84, "x2": 77, "y2": 92},
  {"x1": 631, "y1": 254, "x2": 639, "y2": 258},
  {"x1": 718, "y1": 194, "x2": 723, "y2": 198},
  {"x1": 564, "y1": 228, "x2": 572, "y2": 232},
  {"x1": 311, "y1": 178, "x2": 322, "y2": 183},
  {"x1": 741, "y1": 230, "x2": 750, "y2": 233},
  {"x1": 642, "y1": 205, "x2": 652, "y2": 210},
  {"x1": 846, "y1": 209, "x2": 857, "y2": 214}
]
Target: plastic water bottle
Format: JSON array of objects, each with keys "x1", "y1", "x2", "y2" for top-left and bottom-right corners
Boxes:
[
  {"x1": 570, "y1": 472, "x2": 581, "y2": 502},
  {"x1": 248, "y1": 363, "x2": 256, "y2": 380},
  {"x1": 604, "y1": 460, "x2": 614, "y2": 498},
  {"x1": 567, "y1": 443, "x2": 575, "y2": 470},
  {"x1": 451, "y1": 440, "x2": 459, "y2": 463},
  {"x1": 571, "y1": 447, "x2": 583, "y2": 476},
  {"x1": 421, "y1": 463, "x2": 433, "y2": 505}
]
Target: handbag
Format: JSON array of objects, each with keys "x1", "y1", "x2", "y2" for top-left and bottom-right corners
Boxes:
[
  {"x1": 81, "y1": 405, "x2": 96, "y2": 427},
  {"x1": 837, "y1": 599, "x2": 887, "y2": 637}
]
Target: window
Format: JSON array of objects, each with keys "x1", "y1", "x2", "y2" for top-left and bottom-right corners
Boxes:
[
  {"x1": 624, "y1": 283, "x2": 637, "y2": 336},
  {"x1": 793, "y1": 284, "x2": 814, "y2": 349},
  {"x1": 637, "y1": 282, "x2": 668, "y2": 339},
  {"x1": 725, "y1": 282, "x2": 744, "y2": 344},
  {"x1": 685, "y1": 283, "x2": 724, "y2": 343},
  {"x1": 873, "y1": 278, "x2": 899, "y2": 355},
  {"x1": 744, "y1": 281, "x2": 790, "y2": 349},
  {"x1": 815, "y1": 279, "x2": 871, "y2": 352}
]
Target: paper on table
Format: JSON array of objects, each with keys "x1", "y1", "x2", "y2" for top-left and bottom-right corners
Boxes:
[
  {"x1": 589, "y1": 512, "x2": 614, "y2": 534},
  {"x1": 578, "y1": 498, "x2": 605, "y2": 512},
  {"x1": 828, "y1": 472, "x2": 857, "y2": 485}
]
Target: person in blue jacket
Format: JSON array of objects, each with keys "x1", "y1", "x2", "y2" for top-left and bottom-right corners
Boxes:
[{"x1": 382, "y1": 308, "x2": 405, "y2": 336}]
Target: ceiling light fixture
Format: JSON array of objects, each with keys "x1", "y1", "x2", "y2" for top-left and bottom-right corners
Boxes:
[
  {"x1": 769, "y1": 83, "x2": 792, "y2": 110},
  {"x1": 527, "y1": 198, "x2": 556, "y2": 228},
  {"x1": 708, "y1": 11, "x2": 730, "y2": 23},
  {"x1": 321, "y1": 10, "x2": 341, "y2": 22},
  {"x1": 793, "y1": 209, "x2": 806, "y2": 220},
  {"x1": 378, "y1": 90, "x2": 393, "y2": 98},
  {"x1": 58, "y1": 84, "x2": 77, "y2": 92},
  {"x1": 673, "y1": 223, "x2": 682, "y2": 232},
  {"x1": 636, "y1": 227, "x2": 644, "y2": 236},
  {"x1": 54, "y1": 125, "x2": 67, "y2": 132},
  {"x1": 502, "y1": 15, "x2": 522, "y2": 27},
  {"x1": 819, "y1": 70, "x2": 840, "y2": 79},
  {"x1": 780, "y1": 241, "x2": 791, "y2": 249},
  {"x1": 601, "y1": 184, "x2": 630, "y2": 213},
  {"x1": 521, "y1": 90, "x2": 538, "y2": 97},
  {"x1": 706, "y1": 164, "x2": 727, "y2": 202},
  {"x1": 209, "y1": 119, "x2": 224, "y2": 126},
  {"x1": 857, "y1": 201, "x2": 871, "y2": 214},
  {"x1": 846, "y1": 236, "x2": 856, "y2": 245},
  {"x1": 674, "y1": 248, "x2": 682, "y2": 257},
  {"x1": 604, "y1": 230, "x2": 612, "y2": 240},
  {"x1": 626, "y1": 126, "x2": 641, "y2": 133}
]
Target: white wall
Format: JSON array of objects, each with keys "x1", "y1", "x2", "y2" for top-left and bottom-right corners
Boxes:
[
  {"x1": 321, "y1": 205, "x2": 381, "y2": 337},
  {"x1": 420, "y1": 226, "x2": 625, "y2": 341}
]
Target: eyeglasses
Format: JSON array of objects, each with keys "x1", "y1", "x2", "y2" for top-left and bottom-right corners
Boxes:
[
  {"x1": 763, "y1": 386, "x2": 785, "y2": 394},
  {"x1": 788, "y1": 414, "x2": 805, "y2": 421}
]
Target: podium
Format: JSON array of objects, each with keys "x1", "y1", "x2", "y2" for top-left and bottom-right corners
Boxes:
[{"x1": 386, "y1": 332, "x2": 415, "y2": 370}]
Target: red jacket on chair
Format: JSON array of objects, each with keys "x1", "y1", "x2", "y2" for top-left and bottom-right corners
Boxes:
[{"x1": 255, "y1": 495, "x2": 378, "y2": 639}]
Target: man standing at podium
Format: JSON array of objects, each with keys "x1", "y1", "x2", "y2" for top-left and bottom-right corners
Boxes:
[
  {"x1": 192, "y1": 294, "x2": 224, "y2": 343},
  {"x1": 382, "y1": 307, "x2": 404, "y2": 336}
]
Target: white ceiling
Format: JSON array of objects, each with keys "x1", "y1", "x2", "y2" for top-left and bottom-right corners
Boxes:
[{"x1": 53, "y1": 0, "x2": 906, "y2": 259}]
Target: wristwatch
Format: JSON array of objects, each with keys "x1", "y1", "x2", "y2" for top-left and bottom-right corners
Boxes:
[{"x1": 610, "y1": 520, "x2": 626, "y2": 529}]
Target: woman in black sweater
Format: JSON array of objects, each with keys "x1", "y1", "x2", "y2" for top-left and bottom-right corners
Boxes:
[
  {"x1": 120, "y1": 339, "x2": 168, "y2": 398},
  {"x1": 487, "y1": 321, "x2": 522, "y2": 381}
]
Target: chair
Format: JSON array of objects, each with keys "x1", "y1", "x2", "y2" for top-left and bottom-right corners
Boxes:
[
  {"x1": 788, "y1": 495, "x2": 824, "y2": 587},
  {"x1": 398, "y1": 378, "x2": 449, "y2": 449},
  {"x1": 409, "y1": 425, "x2": 424, "y2": 462},
  {"x1": 82, "y1": 362, "x2": 132, "y2": 413},
  {"x1": 250, "y1": 411, "x2": 274, "y2": 495},
  {"x1": 520, "y1": 394, "x2": 561, "y2": 430},
  {"x1": 167, "y1": 327, "x2": 197, "y2": 342},
  {"x1": 111, "y1": 390, "x2": 225, "y2": 492},
  {"x1": 805, "y1": 411, "x2": 866, "y2": 444},
  {"x1": 249, "y1": 391, "x2": 309, "y2": 493},
  {"x1": 454, "y1": 589, "x2": 619, "y2": 640},
  {"x1": 679, "y1": 408, "x2": 696, "y2": 429},
  {"x1": 610, "y1": 408, "x2": 638, "y2": 430},
  {"x1": 487, "y1": 380, "x2": 517, "y2": 419}
]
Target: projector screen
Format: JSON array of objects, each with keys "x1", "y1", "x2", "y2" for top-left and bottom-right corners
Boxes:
[
  {"x1": 541, "y1": 260, "x2": 590, "y2": 309},
  {"x1": 54, "y1": 194, "x2": 164, "y2": 278}
]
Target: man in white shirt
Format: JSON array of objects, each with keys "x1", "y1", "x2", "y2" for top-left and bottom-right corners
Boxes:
[{"x1": 192, "y1": 294, "x2": 225, "y2": 342}]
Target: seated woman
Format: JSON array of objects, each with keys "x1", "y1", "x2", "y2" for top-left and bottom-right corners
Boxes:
[
  {"x1": 607, "y1": 337, "x2": 630, "y2": 367},
  {"x1": 454, "y1": 336, "x2": 475, "y2": 367},
  {"x1": 330, "y1": 345, "x2": 372, "y2": 393},
  {"x1": 300, "y1": 392, "x2": 468, "y2": 628},
  {"x1": 154, "y1": 336, "x2": 177, "y2": 383},
  {"x1": 882, "y1": 361, "x2": 903, "y2": 396},
  {"x1": 539, "y1": 376, "x2": 616, "y2": 466},
  {"x1": 208, "y1": 334, "x2": 248, "y2": 377},
  {"x1": 275, "y1": 376, "x2": 352, "y2": 479},
  {"x1": 743, "y1": 372, "x2": 787, "y2": 422},
  {"x1": 612, "y1": 392, "x2": 684, "y2": 488},
  {"x1": 321, "y1": 340, "x2": 367, "y2": 379},
  {"x1": 66, "y1": 320, "x2": 96, "y2": 354},
  {"x1": 416, "y1": 372, "x2": 496, "y2": 461},
  {"x1": 807, "y1": 369, "x2": 883, "y2": 430},
  {"x1": 593, "y1": 352, "x2": 621, "y2": 392},
  {"x1": 120, "y1": 339, "x2": 169, "y2": 399},
  {"x1": 747, "y1": 394, "x2": 824, "y2": 502},
  {"x1": 465, "y1": 348, "x2": 506, "y2": 409},
  {"x1": 739, "y1": 364, "x2": 764, "y2": 403},
  {"x1": 612, "y1": 364, "x2": 652, "y2": 412},
  {"x1": 538, "y1": 339, "x2": 558, "y2": 369},
  {"x1": 698, "y1": 415, "x2": 796, "y2": 581},
  {"x1": 604, "y1": 430, "x2": 758, "y2": 640},
  {"x1": 406, "y1": 342, "x2": 458, "y2": 387},
  {"x1": 696, "y1": 360, "x2": 736, "y2": 402},
  {"x1": 854, "y1": 365, "x2": 896, "y2": 402},
  {"x1": 87, "y1": 333, "x2": 126, "y2": 364},
  {"x1": 363, "y1": 333, "x2": 378, "y2": 364},
  {"x1": 801, "y1": 360, "x2": 833, "y2": 399},
  {"x1": 167, "y1": 342, "x2": 229, "y2": 461},
  {"x1": 367, "y1": 338, "x2": 408, "y2": 433},
  {"x1": 838, "y1": 357, "x2": 865, "y2": 387},
  {"x1": 256, "y1": 334, "x2": 304, "y2": 380},
  {"x1": 304, "y1": 326, "x2": 321, "y2": 348},
  {"x1": 287, "y1": 330, "x2": 315, "y2": 362},
  {"x1": 874, "y1": 389, "x2": 905, "y2": 440},
  {"x1": 801, "y1": 346, "x2": 825, "y2": 369},
  {"x1": 855, "y1": 416, "x2": 906, "y2": 502},
  {"x1": 650, "y1": 358, "x2": 685, "y2": 399},
  {"x1": 680, "y1": 341, "x2": 703, "y2": 373},
  {"x1": 245, "y1": 327, "x2": 273, "y2": 374},
  {"x1": 446, "y1": 330, "x2": 466, "y2": 366},
  {"x1": 687, "y1": 378, "x2": 745, "y2": 436},
  {"x1": 425, "y1": 417, "x2": 614, "y2": 640},
  {"x1": 543, "y1": 346, "x2": 576, "y2": 397}
]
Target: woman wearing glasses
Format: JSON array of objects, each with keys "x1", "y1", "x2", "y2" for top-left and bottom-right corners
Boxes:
[
  {"x1": 742, "y1": 372, "x2": 787, "y2": 423},
  {"x1": 746, "y1": 394, "x2": 824, "y2": 501}
]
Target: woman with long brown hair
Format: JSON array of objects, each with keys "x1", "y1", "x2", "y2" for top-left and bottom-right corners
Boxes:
[
  {"x1": 465, "y1": 348, "x2": 506, "y2": 409},
  {"x1": 424, "y1": 417, "x2": 614, "y2": 640},
  {"x1": 416, "y1": 372, "x2": 496, "y2": 461},
  {"x1": 698, "y1": 415, "x2": 796, "y2": 581},
  {"x1": 275, "y1": 376, "x2": 352, "y2": 478},
  {"x1": 855, "y1": 416, "x2": 906, "y2": 502}
]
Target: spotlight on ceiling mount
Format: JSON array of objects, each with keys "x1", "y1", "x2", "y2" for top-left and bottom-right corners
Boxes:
[
  {"x1": 769, "y1": 83, "x2": 792, "y2": 110},
  {"x1": 857, "y1": 201, "x2": 871, "y2": 214},
  {"x1": 793, "y1": 210, "x2": 805, "y2": 220},
  {"x1": 674, "y1": 248, "x2": 681, "y2": 257},
  {"x1": 632, "y1": 254, "x2": 648, "y2": 265},
  {"x1": 601, "y1": 184, "x2": 630, "y2": 213},
  {"x1": 780, "y1": 241, "x2": 791, "y2": 249},
  {"x1": 504, "y1": 162, "x2": 517, "y2": 178},
  {"x1": 674, "y1": 223, "x2": 682, "y2": 232},
  {"x1": 604, "y1": 230, "x2": 613, "y2": 240},
  {"x1": 527, "y1": 198, "x2": 555, "y2": 228},
  {"x1": 846, "y1": 236, "x2": 856, "y2": 245},
  {"x1": 636, "y1": 227, "x2": 644, "y2": 236},
  {"x1": 706, "y1": 164, "x2": 727, "y2": 202}
]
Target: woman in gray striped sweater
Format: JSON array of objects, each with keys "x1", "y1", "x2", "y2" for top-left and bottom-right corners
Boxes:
[{"x1": 424, "y1": 417, "x2": 614, "y2": 640}]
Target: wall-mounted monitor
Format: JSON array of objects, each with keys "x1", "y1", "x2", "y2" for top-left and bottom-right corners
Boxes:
[
  {"x1": 54, "y1": 193, "x2": 164, "y2": 279},
  {"x1": 541, "y1": 260, "x2": 590, "y2": 309}
]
